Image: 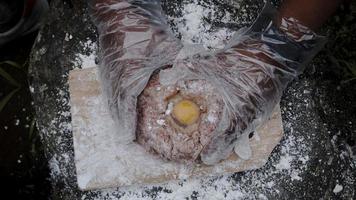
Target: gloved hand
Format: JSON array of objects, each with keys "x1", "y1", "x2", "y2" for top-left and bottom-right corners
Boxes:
[
  {"x1": 89, "y1": 0, "x2": 182, "y2": 143},
  {"x1": 159, "y1": 3, "x2": 326, "y2": 164},
  {"x1": 90, "y1": 0, "x2": 325, "y2": 164}
]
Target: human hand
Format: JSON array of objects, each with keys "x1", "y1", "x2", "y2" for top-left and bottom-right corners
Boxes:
[
  {"x1": 161, "y1": 4, "x2": 325, "y2": 164},
  {"x1": 89, "y1": 0, "x2": 182, "y2": 143}
]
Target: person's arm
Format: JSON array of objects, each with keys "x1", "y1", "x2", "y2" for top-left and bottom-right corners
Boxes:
[
  {"x1": 277, "y1": 0, "x2": 345, "y2": 30},
  {"x1": 199, "y1": 0, "x2": 347, "y2": 164}
]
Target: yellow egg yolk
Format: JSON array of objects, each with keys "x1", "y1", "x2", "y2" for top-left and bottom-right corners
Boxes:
[{"x1": 172, "y1": 100, "x2": 200, "y2": 126}]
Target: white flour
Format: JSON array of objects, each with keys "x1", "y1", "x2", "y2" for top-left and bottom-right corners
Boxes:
[
  {"x1": 45, "y1": 0, "x2": 328, "y2": 199},
  {"x1": 169, "y1": 0, "x2": 235, "y2": 49},
  {"x1": 74, "y1": 40, "x2": 98, "y2": 69}
]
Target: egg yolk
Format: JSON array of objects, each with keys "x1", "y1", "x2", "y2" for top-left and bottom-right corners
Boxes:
[{"x1": 172, "y1": 100, "x2": 200, "y2": 126}]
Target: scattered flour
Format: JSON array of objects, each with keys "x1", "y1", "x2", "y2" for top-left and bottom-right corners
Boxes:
[
  {"x1": 74, "y1": 40, "x2": 97, "y2": 69},
  {"x1": 258, "y1": 193, "x2": 268, "y2": 200},
  {"x1": 49, "y1": 156, "x2": 61, "y2": 177},
  {"x1": 207, "y1": 113, "x2": 217, "y2": 123},
  {"x1": 157, "y1": 119, "x2": 166, "y2": 126},
  {"x1": 272, "y1": 126, "x2": 310, "y2": 182},
  {"x1": 275, "y1": 154, "x2": 292, "y2": 170},
  {"x1": 333, "y1": 184, "x2": 343, "y2": 194},
  {"x1": 15, "y1": 119, "x2": 20, "y2": 126},
  {"x1": 64, "y1": 33, "x2": 73, "y2": 41},
  {"x1": 169, "y1": 0, "x2": 235, "y2": 49}
]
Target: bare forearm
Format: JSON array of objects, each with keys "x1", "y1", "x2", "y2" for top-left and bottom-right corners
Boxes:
[{"x1": 277, "y1": 0, "x2": 344, "y2": 30}]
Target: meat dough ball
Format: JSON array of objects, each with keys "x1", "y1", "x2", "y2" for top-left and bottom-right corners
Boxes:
[{"x1": 136, "y1": 71, "x2": 224, "y2": 163}]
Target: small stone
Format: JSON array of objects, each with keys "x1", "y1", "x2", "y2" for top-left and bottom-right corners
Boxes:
[{"x1": 333, "y1": 184, "x2": 343, "y2": 194}]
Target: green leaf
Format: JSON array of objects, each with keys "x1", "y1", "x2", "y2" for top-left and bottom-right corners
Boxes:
[
  {"x1": 31, "y1": 142, "x2": 37, "y2": 158},
  {"x1": 342, "y1": 77, "x2": 356, "y2": 84},
  {"x1": 0, "y1": 88, "x2": 20, "y2": 112},
  {"x1": 0, "y1": 67, "x2": 21, "y2": 87},
  {"x1": 0, "y1": 61, "x2": 23, "y2": 70},
  {"x1": 346, "y1": 64, "x2": 356, "y2": 77},
  {"x1": 29, "y1": 118, "x2": 37, "y2": 140}
]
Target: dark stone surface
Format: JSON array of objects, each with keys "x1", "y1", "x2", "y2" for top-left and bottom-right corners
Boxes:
[
  {"x1": 29, "y1": 0, "x2": 355, "y2": 199},
  {"x1": 0, "y1": 32, "x2": 51, "y2": 200}
]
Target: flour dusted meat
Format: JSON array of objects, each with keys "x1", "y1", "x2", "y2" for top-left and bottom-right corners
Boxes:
[{"x1": 136, "y1": 72, "x2": 224, "y2": 163}]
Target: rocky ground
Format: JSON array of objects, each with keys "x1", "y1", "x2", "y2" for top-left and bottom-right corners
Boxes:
[
  {"x1": 0, "y1": 32, "x2": 51, "y2": 199},
  {"x1": 28, "y1": 0, "x2": 355, "y2": 199}
]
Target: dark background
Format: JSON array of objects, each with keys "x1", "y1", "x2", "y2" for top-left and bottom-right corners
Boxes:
[
  {"x1": 0, "y1": 32, "x2": 51, "y2": 199},
  {"x1": 0, "y1": 0, "x2": 355, "y2": 199}
]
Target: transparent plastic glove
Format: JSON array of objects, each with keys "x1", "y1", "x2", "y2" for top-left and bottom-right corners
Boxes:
[
  {"x1": 89, "y1": 0, "x2": 182, "y2": 143},
  {"x1": 160, "y1": 2, "x2": 326, "y2": 165}
]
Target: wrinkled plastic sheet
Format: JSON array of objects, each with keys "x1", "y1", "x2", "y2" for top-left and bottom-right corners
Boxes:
[{"x1": 90, "y1": 0, "x2": 325, "y2": 164}]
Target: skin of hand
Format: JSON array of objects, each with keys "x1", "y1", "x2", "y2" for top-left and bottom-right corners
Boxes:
[{"x1": 277, "y1": 0, "x2": 346, "y2": 30}]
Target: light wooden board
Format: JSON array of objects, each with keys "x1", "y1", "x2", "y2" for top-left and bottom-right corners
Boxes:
[{"x1": 69, "y1": 67, "x2": 284, "y2": 191}]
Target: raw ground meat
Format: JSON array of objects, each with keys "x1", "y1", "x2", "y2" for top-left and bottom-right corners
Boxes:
[{"x1": 136, "y1": 71, "x2": 224, "y2": 163}]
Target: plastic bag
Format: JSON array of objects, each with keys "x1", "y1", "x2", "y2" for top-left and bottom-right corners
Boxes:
[
  {"x1": 89, "y1": 0, "x2": 325, "y2": 164},
  {"x1": 162, "y1": 2, "x2": 326, "y2": 164},
  {"x1": 89, "y1": 0, "x2": 182, "y2": 143}
]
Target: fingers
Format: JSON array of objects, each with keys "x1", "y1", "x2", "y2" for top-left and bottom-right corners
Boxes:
[
  {"x1": 234, "y1": 133, "x2": 252, "y2": 160},
  {"x1": 196, "y1": 41, "x2": 281, "y2": 164},
  {"x1": 90, "y1": 0, "x2": 183, "y2": 144},
  {"x1": 91, "y1": 0, "x2": 166, "y2": 57}
]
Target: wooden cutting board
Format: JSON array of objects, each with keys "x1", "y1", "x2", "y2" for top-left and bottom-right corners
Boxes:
[{"x1": 69, "y1": 67, "x2": 284, "y2": 191}]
